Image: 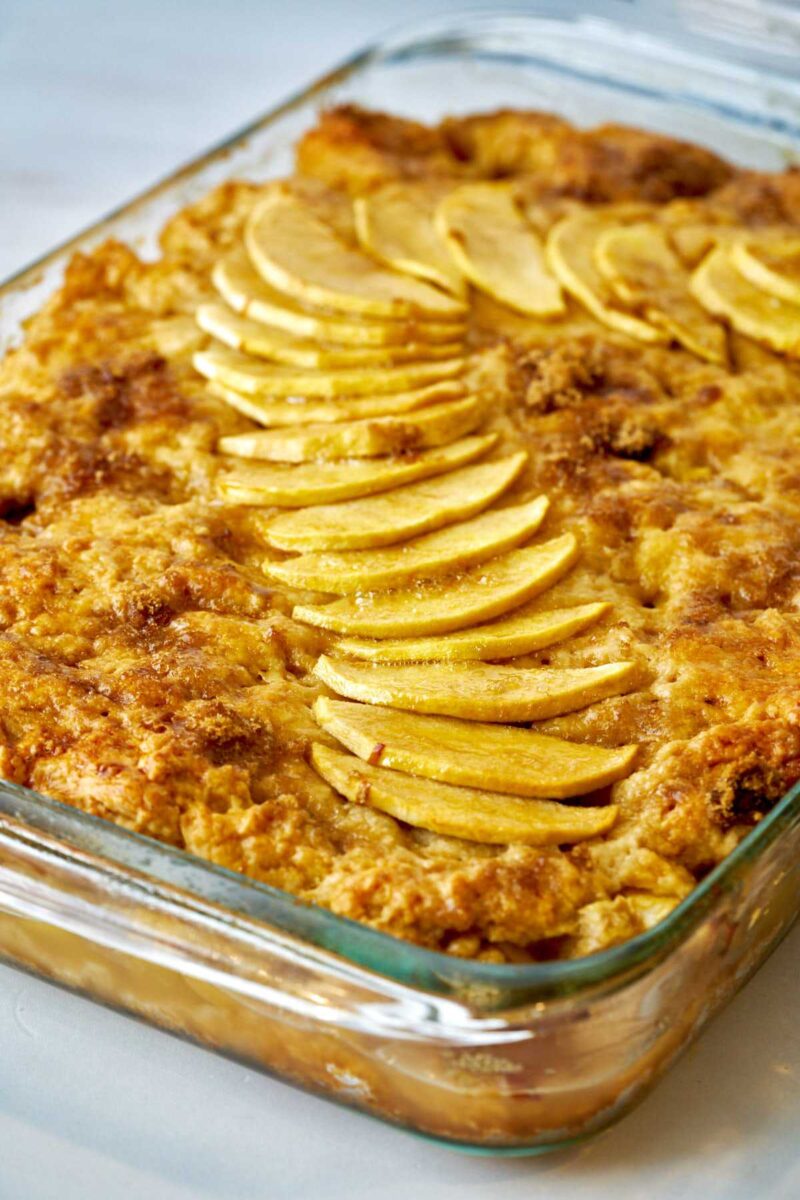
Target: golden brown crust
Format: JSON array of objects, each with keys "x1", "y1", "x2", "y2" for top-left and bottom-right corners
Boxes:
[
  {"x1": 2, "y1": 106, "x2": 800, "y2": 960},
  {"x1": 298, "y1": 106, "x2": 734, "y2": 205}
]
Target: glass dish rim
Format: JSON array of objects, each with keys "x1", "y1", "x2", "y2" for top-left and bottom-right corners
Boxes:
[{"x1": 2, "y1": 7, "x2": 800, "y2": 1002}]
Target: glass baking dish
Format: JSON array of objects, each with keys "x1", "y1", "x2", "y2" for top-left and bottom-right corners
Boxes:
[{"x1": 2, "y1": 5, "x2": 800, "y2": 1155}]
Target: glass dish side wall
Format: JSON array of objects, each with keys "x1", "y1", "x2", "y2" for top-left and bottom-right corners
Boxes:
[
  {"x1": 1, "y1": 9, "x2": 800, "y2": 1152},
  {"x1": 1, "y1": 795, "x2": 798, "y2": 1151}
]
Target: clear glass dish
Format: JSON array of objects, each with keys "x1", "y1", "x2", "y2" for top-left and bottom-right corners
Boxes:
[{"x1": 2, "y1": 5, "x2": 800, "y2": 1155}]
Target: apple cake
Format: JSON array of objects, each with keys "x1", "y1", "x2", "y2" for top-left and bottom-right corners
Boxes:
[{"x1": 2, "y1": 105, "x2": 800, "y2": 963}]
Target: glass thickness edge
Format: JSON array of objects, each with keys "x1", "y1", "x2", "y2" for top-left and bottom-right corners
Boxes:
[
  {"x1": 1, "y1": 9, "x2": 799, "y2": 1004},
  {"x1": 1, "y1": 772, "x2": 799, "y2": 1004}
]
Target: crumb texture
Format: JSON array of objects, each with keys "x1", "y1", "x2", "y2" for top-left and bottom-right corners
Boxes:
[{"x1": 2, "y1": 107, "x2": 800, "y2": 961}]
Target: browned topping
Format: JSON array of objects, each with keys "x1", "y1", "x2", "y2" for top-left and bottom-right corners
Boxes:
[
  {"x1": 2, "y1": 106, "x2": 800, "y2": 960},
  {"x1": 59, "y1": 354, "x2": 187, "y2": 429},
  {"x1": 301, "y1": 106, "x2": 733, "y2": 205},
  {"x1": 520, "y1": 340, "x2": 606, "y2": 413}
]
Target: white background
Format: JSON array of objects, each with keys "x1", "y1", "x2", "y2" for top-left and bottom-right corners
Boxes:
[{"x1": 1, "y1": 1, "x2": 799, "y2": 1196}]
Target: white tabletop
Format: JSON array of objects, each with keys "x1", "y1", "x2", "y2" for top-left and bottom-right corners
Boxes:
[{"x1": 2, "y1": 2, "x2": 799, "y2": 1196}]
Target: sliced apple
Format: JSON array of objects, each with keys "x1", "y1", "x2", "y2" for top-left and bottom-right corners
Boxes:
[
  {"x1": 216, "y1": 433, "x2": 496, "y2": 507},
  {"x1": 264, "y1": 452, "x2": 526, "y2": 551},
  {"x1": 193, "y1": 345, "x2": 465, "y2": 398},
  {"x1": 314, "y1": 697, "x2": 637, "y2": 798},
  {"x1": 435, "y1": 182, "x2": 565, "y2": 317},
  {"x1": 246, "y1": 185, "x2": 466, "y2": 319},
  {"x1": 666, "y1": 222, "x2": 737, "y2": 268},
  {"x1": 208, "y1": 379, "x2": 466, "y2": 427},
  {"x1": 311, "y1": 743, "x2": 618, "y2": 845},
  {"x1": 217, "y1": 394, "x2": 483, "y2": 463},
  {"x1": 336, "y1": 602, "x2": 610, "y2": 662},
  {"x1": 294, "y1": 536, "x2": 578, "y2": 635},
  {"x1": 264, "y1": 495, "x2": 549, "y2": 592},
  {"x1": 546, "y1": 213, "x2": 665, "y2": 343},
  {"x1": 595, "y1": 222, "x2": 726, "y2": 364},
  {"x1": 354, "y1": 182, "x2": 466, "y2": 297},
  {"x1": 313, "y1": 655, "x2": 636, "y2": 722},
  {"x1": 213, "y1": 250, "x2": 466, "y2": 346},
  {"x1": 690, "y1": 245, "x2": 800, "y2": 356},
  {"x1": 730, "y1": 234, "x2": 800, "y2": 306},
  {"x1": 196, "y1": 303, "x2": 463, "y2": 369}
]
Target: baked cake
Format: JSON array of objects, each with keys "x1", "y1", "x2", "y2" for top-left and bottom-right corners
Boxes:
[{"x1": 2, "y1": 105, "x2": 800, "y2": 962}]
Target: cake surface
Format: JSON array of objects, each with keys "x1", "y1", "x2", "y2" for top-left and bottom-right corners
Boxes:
[{"x1": 2, "y1": 105, "x2": 800, "y2": 961}]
